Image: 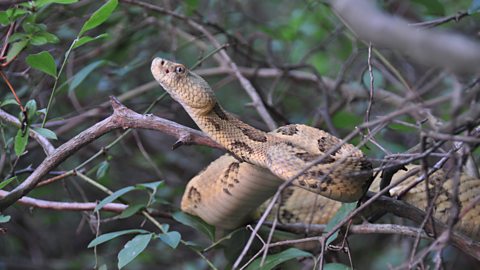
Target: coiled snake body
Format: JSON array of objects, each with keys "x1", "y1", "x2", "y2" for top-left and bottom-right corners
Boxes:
[{"x1": 151, "y1": 58, "x2": 480, "y2": 240}]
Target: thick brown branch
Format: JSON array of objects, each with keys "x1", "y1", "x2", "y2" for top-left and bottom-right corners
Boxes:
[
  {"x1": 364, "y1": 193, "x2": 480, "y2": 259},
  {"x1": 0, "y1": 97, "x2": 222, "y2": 210},
  {"x1": 267, "y1": 222, "x2": 429, "y2": 240}
]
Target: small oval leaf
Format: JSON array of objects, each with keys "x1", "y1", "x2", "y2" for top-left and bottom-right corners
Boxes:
[
  {"x1": 33, "y1": 127, "x2": 58, "y2": 140},
  {"x1": 118, "y1": 204, "x2": 145, "y2": 219},
  {"x1": 87, "y1": 229, "x2": 149, "y2": 248},
  {"x1": 96, "y1": 160, "x2": 110, "y2": 179},
  {"x1": 6, "y1": 40, "x2": 28, "y2": 62},
  {"x1": 172, "y1": 211, "x2": 215, "y2": 241},
  {"x1": 117, "y1": 233, "x2": 152, "y2": 269},
  {"x1": 158, "y1": 231, "x2": 181, "y2": 249},
  {"x1": 0, "y1": 99, "x2": 19, "y2": 107},
  {"x1": 14, "y1": 128, "x2": 29, "y2": 156},
  {"x1": 0, "y1": 215, "x2": 11, "y2": 223},
  {"x1": 25, "y1": 99, "x2": 37, "y2": 120},
  {"x1": 95, "y1": 186, "x2": 135, "y2": 212},
  {"x1": 26, "y1": 51, "x2": 57, "y2": 77}
]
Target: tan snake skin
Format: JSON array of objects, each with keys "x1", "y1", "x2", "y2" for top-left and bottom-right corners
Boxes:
[{"x1": 151, "y1": 58, "x2": 480, "y2": 240}]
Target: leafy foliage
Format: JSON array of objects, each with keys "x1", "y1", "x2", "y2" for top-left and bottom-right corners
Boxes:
[{"x1": 0, "y1": 0, "x2": 479, "y2": 269}]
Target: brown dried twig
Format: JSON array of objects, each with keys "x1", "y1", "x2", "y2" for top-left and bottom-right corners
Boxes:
[{"x1": 0, "y1": 97, "x2": 221, "y2": 210}]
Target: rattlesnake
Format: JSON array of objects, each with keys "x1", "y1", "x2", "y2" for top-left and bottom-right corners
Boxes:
[{"x1": 151, "y1": 58, "x2": 480, "y2": 241}]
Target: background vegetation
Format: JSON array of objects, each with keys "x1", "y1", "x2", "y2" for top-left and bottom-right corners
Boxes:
[{"x1": 1, "y1": 0, "x2": 480, "y2": 269}]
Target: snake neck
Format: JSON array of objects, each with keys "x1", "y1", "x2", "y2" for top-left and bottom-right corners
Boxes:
[{"x1": 186, "y1": 102, "x2": 277, "y2": 167}]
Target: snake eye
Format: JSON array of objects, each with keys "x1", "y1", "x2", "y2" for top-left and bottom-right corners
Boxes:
[{"x1": 175, "y1": 66, "x2": 185, "y2": 74}]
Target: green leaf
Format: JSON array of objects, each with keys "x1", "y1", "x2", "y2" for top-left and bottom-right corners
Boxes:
[
  {"x1": 36, "y1": 108, "x2": 47, "y2": 116},
  {"x1": 33, "y1": 127, "x2": 57, "y2": 140},
  {"x1": 38, "y1": 31, "x2": 60, "y2": 44},
  {"x1": 36, "y1": 0, "x2": 79, "y2": 7},
  {"x1": 117, "y1": 233, "x2": 152, "y2": 269},
  {"x1": 0, "y1": 99, "x2": 19, "y2": 107},
  {"x1": 118, "y1": 204, "x2": 145, "y2": 219},
  {"x1": 0, "y1": 215, "x2": 11, "y2": 223},
  {"x1": 0, "y1": 176, "x2": 16, "y2": 190},
  {"x1": 87, "y1": 229, "x2": 149, "y2": 248},
  {"x1": 79, "y1": 0, "x2": 118, "y2": 36},
  {"x1": 26, "y1": 51, "x2": 57, "y2": 77},
  {"x1": 94, "y1": 186, "x2": 135, "y2": 212},
  {"x1": 6, "y1": 40, "x2": 28, "y2": 63},
  {"x1": 8, "y1": 33, "x2": 27, "y2": 43},
  {"x1": 158, "y1": 231, "x2": 181, "y2": 249},
  {"x1": 324, "y1": 263, "x2": 352, "y2": 270},
  {"x1": 5, "y1": 8, "x2": 28, "y2": 21},
  {"x1": 96, "y1": 160, "x2": 110, "y2": 179},
  {"x1": 73, "y1": 33, "x2": 109, "y2": 49},
  {"x1": 22, "y1": 22, "x2": 42, "y2": 33},
  {"x1": 362, "y1": 68, "x2": 384, "y2": 89},
  {"x1": 172, "y1": 211, "x2": 215, "y2": 241},
  {"x1": 0, "y1": 11, "x2": 9, "y2": 25},
  {"x1": 136, "y1": 181, "x2": 164, "y2": 193},
  {"x1": 325, "y1": 203, "x2": 357, "y2": 245},
  {"x1": 246, "y1": 248, "x2": 313, "y2": 270},
  {"x1": 332, "y1": 111, "x2": 362, "y2": 130},
  {"x1": 68, "y1": 60, "x2": 105, "y2": 93},
  {"x1": 25, "y1": 99, "x2": 37, "y2": 120},
  {"x1": 26, "y1": 30, "x2": 58, "y2": 46},
  {"x1": 14, "y1": 128, "x2": 29, "y2": 156},
  {"x1": 469, "y1": 0, "x2": 480, "y2": 14},
  {"x1": 30, "y1": 36, "x2": 48, "y2": 46}
]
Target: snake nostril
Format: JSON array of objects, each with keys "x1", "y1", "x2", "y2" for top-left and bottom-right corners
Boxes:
[
  {"x1": 165, "y1": 69, "x2": 169, "y2": 74},
  {"x1": 161, "y1": 60, "x2": 164, "y2": 65}
]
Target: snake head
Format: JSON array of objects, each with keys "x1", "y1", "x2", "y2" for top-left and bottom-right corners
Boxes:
[{"x1": 151, "y1": 58, "x2": 216, "y2": 113}]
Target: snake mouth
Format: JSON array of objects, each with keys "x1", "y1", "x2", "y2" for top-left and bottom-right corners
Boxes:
[{"x1": 151, "y1": 57, "x2": 165, "y2": 80}]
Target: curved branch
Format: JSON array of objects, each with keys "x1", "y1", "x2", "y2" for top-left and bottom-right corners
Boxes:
[
  {"x1": 268, "y1": 222, "x2": 429, "y2": 240},
  {"x1": 0, "y1": 97, "x2": 222, "y2": 210},
  {"x1": 331, "y1": 0, "x2": 480, "y2": 73},
  {"x1": 0, "y1": 190, "x2": 127, "y2": 212},
  {"x1": 365, "y1": 193, "x2": 480, "y2": 259},
  {"x1": 0, "y1": 190, "x2": 172, "y2": 218}
]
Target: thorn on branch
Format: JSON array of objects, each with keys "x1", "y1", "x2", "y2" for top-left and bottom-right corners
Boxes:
[{"x1": 172, "y1": 133, "x2": 192, "y2": 150}]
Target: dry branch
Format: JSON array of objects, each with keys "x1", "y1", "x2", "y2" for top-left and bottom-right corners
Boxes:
[{"x1": 0, "y1": 97, "x2": 221, "y2": 210}]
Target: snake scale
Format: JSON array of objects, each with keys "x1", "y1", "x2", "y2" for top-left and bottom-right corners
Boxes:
[{"x1": 151, "y1": 58, "x2": 480, "y2": 241}]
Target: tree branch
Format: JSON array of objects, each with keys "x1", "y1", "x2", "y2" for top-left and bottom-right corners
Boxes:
[
  {"x1": 0, "y1": 97, "x2": 222, "y2": 210},
  {"x1": 331, "y1": 0, "x2": 480, "y2": 73}
]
